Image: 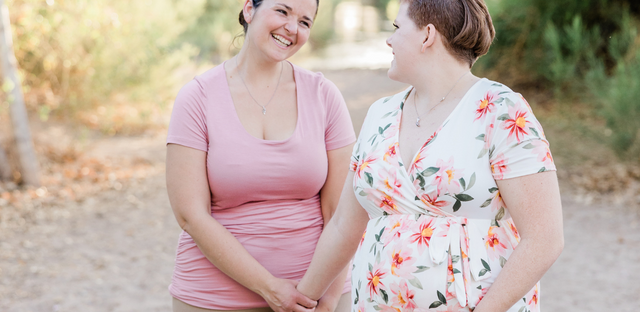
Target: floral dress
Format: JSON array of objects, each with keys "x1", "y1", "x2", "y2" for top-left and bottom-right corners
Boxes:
[{"x1": 349, "y1": 78, "x2": 556, "y2": 312}]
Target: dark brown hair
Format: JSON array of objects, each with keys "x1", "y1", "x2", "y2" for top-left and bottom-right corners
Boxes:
[
  {"x1": 239, "y1": 0, "x2": 320, "y2": 34},
  {"x1": 402, "y1": 0, "x2": 495, "y2": 66}
]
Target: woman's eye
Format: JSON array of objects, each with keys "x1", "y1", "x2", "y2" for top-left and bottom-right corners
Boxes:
[
  {"x1": 300, "y1": 21, "x2": 310, "y2": 27},
  {"x1": 277, "y1": 9, "x2": 287, "y2": 15},
  {"x1": 392, "y1": 22, "x2": 399, "y2": 29}
]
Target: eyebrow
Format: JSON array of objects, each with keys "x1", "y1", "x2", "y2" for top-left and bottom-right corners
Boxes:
[{"x1": 276, "y1": 3, "x2": 314, "y2": 23}]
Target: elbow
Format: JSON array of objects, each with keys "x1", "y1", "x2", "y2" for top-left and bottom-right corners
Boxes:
[
  {"x1": 539, "y1": 231, "x2": 564, "y2": 264},
  {"x1": 174, "y1": 212, "x2": 200, "y2": 235},
  {"x1": 551, "y1": 232, "x2": 564, "y2": 261},
  {"x1": 521, "y1": 230, "x2": 564, "y2": 264},
  {"x1": 175, "y1": 214, "x2": 189, "y2": 232}
]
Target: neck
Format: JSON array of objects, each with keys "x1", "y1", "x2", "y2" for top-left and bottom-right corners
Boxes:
[
  {"x1": 235, "y1": 41, "x2": 284, "y2": 84},
  {"x1": 410, "y1": 57, "x2": 473, "y2": 108}
]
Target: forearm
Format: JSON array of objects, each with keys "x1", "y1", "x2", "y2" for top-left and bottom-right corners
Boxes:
[
  {"x1": 297, "y1": 214, "x2": 365, "y2": 300},
  {"x1": 474, "y1": 237, "x2": 563, "y2": 311},
  {"x1": 317, "y1": 265, "x2": 349, "y2": 311},
  {"x1": 183, "y1": 216, "x2": 275, "y2": 297}
]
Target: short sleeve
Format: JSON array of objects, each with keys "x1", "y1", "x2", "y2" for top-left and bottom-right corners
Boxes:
[
  {"x1": 167, "y1": 79, "x2": 209, "y2": 152},
  {"x1": 488, "y1": 93, "x2": 556, "y2": 180},
  {"x1": 321, "y1": 77, "x2": 356, "y2": 151}
]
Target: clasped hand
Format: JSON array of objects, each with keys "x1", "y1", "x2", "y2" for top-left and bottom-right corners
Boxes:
[{"x1": 261, "y1": 278, "x2": 318, "y2": 312}]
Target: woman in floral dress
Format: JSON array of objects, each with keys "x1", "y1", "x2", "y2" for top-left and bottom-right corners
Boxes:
[{"x1": 297, "y1": 0, "x2": 564, "y2": 311}]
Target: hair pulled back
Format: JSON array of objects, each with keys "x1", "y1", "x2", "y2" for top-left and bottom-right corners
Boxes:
[
  {"x1": 403, "y1": 0, "x2": 495, "y2": 66},
  {"x1": 239, "y1": 0, "x2": 320, "y2": 35}
]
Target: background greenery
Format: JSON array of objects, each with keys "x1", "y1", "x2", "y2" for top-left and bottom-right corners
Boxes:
[
  {"x1": 4, "y1": 0, "x2": 640, "y2": 160},
  {"x1": 478, "y1": 0, "x2": 640, "y2": 159}
]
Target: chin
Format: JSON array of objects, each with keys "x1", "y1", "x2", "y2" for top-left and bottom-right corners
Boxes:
[
  {"x1": 271, "y1": 47, "x2": 299, "y2": 62},
  {"x1": 387, "y1": 66, "x2": 401, "y2": 82}
]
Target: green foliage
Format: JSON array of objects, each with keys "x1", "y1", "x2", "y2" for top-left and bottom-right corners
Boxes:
[
  {"x1": 7, "y1": 0, "x2": 199, "y2": 133},
  {"x1": 175, "y1": 0, "x2": 244, "y2": 61},
  {"x1": 477, "y1": 0, "x2": 640, "y2": 159},
  {"x1": 586, "y1": 16, "x2": 640, "y2": 157},
  {"x1": 308, "y1": 0, "x2": 337, "y2": 49},
  {"x1": 478, "y1": 0, "x2": 640, "y2": 86}
]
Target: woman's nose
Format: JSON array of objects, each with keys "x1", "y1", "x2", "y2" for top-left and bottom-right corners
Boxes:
[
  {"x1": 386, "y1": 36, "x2": 392, "y2": 48},
  {"x1": 284, "y1": 19, "x2": 297, "y2": 35}
]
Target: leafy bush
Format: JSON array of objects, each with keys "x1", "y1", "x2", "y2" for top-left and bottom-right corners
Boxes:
[
  {"x1": 586, "y1": 15, "x2": 640, "y2": 157},
  {"x1": 174, "y1": 0, "x2": 244, "y2": 62},
  {"x1": 478, "y1": 0, "x2": 640, "y2": 87},
  {"x1": 6, "y1": 0, "x2": 199, "y2": 133},
  {"x1": 475, "y1": 0, "x2": 640, "y2": 159}
]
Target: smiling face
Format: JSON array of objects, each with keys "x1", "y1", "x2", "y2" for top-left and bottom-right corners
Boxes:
[
  {"x1": 244, "y1": 0, "x2": 317, "y2": 61},
  {"x1": 385, "y1": 2, "x2": 427, "y2": 83}
]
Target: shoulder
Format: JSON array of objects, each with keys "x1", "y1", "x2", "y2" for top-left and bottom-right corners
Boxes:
[
  {"x1": 480, "y1": 79, "x2": 526, "y2": 105},
  {"x1": 355, "y1": 87, "x2": 410, "y2": 137},
  {"x1": 367, "y1": 87, "x2": 411, "y2": 117},
  {"x1": 291, "y1": 63, "x2": 340, "y2": 94},
  {"x1": 191, "y1": 63, "x2": 227, "y2": 92},
  {"x1": 471, "y1": 79, "x2": 536, "y2": 118}
]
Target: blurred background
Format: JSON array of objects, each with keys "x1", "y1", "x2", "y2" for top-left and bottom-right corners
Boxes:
[{"x1": 1, "y1": 0, "x2": 640, "y2": 311}]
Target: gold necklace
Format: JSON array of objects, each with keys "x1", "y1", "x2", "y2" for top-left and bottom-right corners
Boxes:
[{"x1": 413, "y1": 71, "x2": 468, "y2": 127}]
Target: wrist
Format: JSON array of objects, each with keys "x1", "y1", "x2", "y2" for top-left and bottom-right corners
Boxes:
[
  {"x1": 317, "y1": 294, "x2": 340, "y2": 311},
  {"x1": 253, "y1": 274, "x2": 277, "y2": 299}
]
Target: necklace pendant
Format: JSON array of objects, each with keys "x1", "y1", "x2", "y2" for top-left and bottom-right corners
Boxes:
[
  {"x1": 415, "y1": 117, "x2": 421, "y2": 127},
  {"x1": 262, "y1": 107, "x2": 267, "y2": 115}
]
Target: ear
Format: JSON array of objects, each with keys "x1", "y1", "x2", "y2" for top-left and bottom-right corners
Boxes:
[
  {"x1": 243, "y1": 0, "x2": 255, "y2": 24},
  {"x1": 420, "y1": 24, "x2": 437, "y2": 53}
]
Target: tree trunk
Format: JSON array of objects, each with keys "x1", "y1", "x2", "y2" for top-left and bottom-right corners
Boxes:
[
  {"x1": 0, "y1": 0, "x2": 40, "y2": 186},
  {"x1": 0, "y1": 142, "x2": 11, "y2": 181}
]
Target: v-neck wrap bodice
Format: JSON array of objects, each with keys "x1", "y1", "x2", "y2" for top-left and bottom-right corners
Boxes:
[{"x1": 349, "y1": 79, "x2": 555, "y2": 311}]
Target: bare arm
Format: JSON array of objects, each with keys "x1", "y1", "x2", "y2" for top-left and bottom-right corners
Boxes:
[
  {"x1": 166, "y1": 144, "x2": 317, "y2": 312},
  {"x1": 297, "y1": 170, "x2": 371, "y2": 300},
  {"x1": 316, "y1": 144, "x2": 354, "y2": 312},
  {"x1": 474, "y1": 171, "x2": 564, "y2": 312}
]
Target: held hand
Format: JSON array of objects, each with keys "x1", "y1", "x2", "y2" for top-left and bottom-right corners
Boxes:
[
  {"x1": 314, "y1": 296, "x2": 340, "y2": 312},
  {"x1": 261, "y1": 278, "x2": 318, "y2": 312}
]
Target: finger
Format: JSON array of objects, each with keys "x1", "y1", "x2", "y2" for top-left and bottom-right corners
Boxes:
[
  {"x1": 292, "y1": 303, "x2": 316, "y2": 312},
  {"x1": 295, "y1": 293, "x2": 318, "y2": 309}
]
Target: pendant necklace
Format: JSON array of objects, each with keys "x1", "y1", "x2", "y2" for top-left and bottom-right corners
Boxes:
[
  {"x1": 413, "y1": 71, "x2": 469, "y2": 127},
  {"x1": 235, "y1": 57, "x2": 283, "y2": 115}
]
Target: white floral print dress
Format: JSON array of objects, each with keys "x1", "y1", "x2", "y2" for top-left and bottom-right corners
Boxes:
[{"x1": 349, "y1": 78, "x2": 556, "y2": 312}]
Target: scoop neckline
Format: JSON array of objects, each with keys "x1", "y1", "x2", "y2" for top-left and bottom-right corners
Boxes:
[{"x1": 221, "y1": 60, "x2": 301, "y2": 144}]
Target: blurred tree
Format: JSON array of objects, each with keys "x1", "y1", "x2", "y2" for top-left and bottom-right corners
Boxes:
[
  {"x1": 479, "y1": 0, "x2": 640, "y2": 88},
  {"x1": 477, "y1": 0, "x2": 640, "y2": 158},
  {"x1": 7, "y1": 0, "x2": 198, "y2": 134},
  {"x1": 176, "y1": 0, "x2": 243, "y2": 62},
  {"x1": 1, "y1": 0, "x2": 40, "y2": 185},
  {"x1": 0, "y1": 144, "x2": 10, "y2": 181}
]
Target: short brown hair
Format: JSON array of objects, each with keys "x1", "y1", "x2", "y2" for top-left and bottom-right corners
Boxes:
[{"x1": 402, "y1": 0, "x2": 495, "y2": 66}]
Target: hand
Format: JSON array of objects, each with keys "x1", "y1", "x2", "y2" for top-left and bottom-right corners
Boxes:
[
  {"x1": 260, "y1": 278, "x2": 318, "y2": 312},
  {"x1": 314, "y1": 295, "x2": 340, "y2": 312}
]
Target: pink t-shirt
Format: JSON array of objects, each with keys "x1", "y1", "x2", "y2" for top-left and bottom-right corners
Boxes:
[{"x1": 166, "y1": 62, "x2": 356, "y2": 310}]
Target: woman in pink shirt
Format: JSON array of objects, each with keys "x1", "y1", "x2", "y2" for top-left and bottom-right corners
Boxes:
[{"x1": 166, "y1": 0, "x2": 355, "y2": 311}]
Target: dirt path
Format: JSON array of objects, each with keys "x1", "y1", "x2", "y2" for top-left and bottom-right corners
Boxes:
[{"x1": 1, "y1": 68, "x2": 639, "y2": 312}]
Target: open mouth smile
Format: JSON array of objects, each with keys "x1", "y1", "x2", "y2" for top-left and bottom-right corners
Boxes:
[{"x1": 272, "y1": 34, "x2": 292, "y2": 48}]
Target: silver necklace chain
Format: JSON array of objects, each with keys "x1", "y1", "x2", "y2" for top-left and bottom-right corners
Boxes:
[
  {"x1": 235, "y1": 56, "x2": 283, "y2": 115},
  {"x1": 413, "y1": 71, "x2": 469, "y2": 127}
]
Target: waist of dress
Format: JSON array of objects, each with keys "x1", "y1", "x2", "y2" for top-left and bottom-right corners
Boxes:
[
  {"x1": 367, "y1": 213, "x2": 520, "y2": 308},
  {"x1": 211, "y1": 197, "x2": 324, "y2": 235}
]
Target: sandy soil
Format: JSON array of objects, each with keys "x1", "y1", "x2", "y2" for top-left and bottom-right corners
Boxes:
[{"x1": 1, "y1": 68, "x2": 639, "y2": 312}]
